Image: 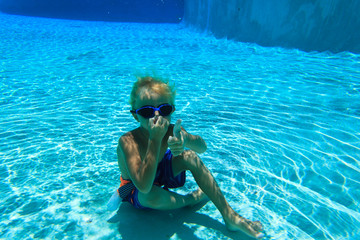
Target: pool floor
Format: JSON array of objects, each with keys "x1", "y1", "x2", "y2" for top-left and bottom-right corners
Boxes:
[{"x1": 1, "y1": 13, "x2": 360, "y2": 240}]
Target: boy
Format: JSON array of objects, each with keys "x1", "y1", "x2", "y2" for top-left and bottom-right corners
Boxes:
[{"x1": 109, "y1": 76, "x2": 264, "y2": 239}]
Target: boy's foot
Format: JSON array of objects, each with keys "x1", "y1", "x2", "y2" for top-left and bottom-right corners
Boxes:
[{"x1": 224, "y1": 212, "x2": 264, "y2": 239}]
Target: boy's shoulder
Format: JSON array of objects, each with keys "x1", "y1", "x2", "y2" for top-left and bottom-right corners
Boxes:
[
  {"x1": 118, "y1": 128, "x2": 142, "y2": 145},
  {"x1": 120, "y1": 129, "x2": 136, "y2": 140}
]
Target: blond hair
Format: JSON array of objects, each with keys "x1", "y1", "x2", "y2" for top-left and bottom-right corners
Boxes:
[{"x1": 129, "y1": 76, "x2": 176, "y2": 109}]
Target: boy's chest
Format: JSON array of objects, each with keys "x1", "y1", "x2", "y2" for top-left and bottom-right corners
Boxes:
[{"x1": 138, "y1": 139, "x2": 169, "y2": 162}]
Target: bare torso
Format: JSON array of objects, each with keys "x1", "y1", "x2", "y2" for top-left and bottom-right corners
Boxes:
[{"x1": 118, "y1": 125, "x2": 174, "y2": 180}]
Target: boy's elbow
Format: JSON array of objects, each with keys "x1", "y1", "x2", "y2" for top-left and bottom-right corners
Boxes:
[
  {"x1": 199, "y1": 147, "x2": 207, "y2": 154},
  {"x1": 135, "y1": 181, "x2": 152, "y2": 194},
  {"x1": 200, "y1": 141, "x2": 207, "y2": 153},
  {"x1": 137, "y1": 186, "x2": 151, "y2": 194}
]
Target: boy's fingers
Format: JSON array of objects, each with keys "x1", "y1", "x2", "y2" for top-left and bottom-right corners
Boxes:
[
  {"x1": 170, "y1": 145, "x2": 182, "y2": 150},
  {"x1": 173, "y1": 119, "x2": 182, "y2": 137},
  {"x1": 170, "y1": 144, "x2": 184, "y2": 152},
  {"x1": 172, "y1": 151, "x2": 181, "y2": 156},
  {"x1": 168, "y1": 136, "x2": 180, "y2": 143},
  {"x1": 168, "y1": 136, "x2": 175, "y2": 143},
  {"x1": 160, "y1": 116, "x2": 167, "y2": 124},
  {"x1": 173, "y1": 149, "x2": 184, "y2": 156},
  {"x1": 168, "y1": 143, "x2": 181, "y2": 149},
  {"x1": 168, "y1": 142, "x2": 176, "y2": 146},
  {"x1": 170, "y1": 141, "x2": 182, "y2": 147}
]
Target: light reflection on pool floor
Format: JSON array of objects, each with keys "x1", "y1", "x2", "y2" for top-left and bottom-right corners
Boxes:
[{"x1": 1, "y1": 13, "x2": 359, "y2": 240}]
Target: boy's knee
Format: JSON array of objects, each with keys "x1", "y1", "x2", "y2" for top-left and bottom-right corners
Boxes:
[{"x1": 181, "y1": 150, "x2": 202, "y2": 170}]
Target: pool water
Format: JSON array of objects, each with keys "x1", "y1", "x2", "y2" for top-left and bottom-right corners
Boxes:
[{"x1": 1, "y1": 13, "x2": 359, "y2": 240}]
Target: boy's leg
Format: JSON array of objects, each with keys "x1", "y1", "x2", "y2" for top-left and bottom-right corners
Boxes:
[
  {"x1": 137, "y1": 185, "x2": 205, "y2": 210},
  {"x1": 172, "y1": 150, "x2": 264, "y2": 239}
]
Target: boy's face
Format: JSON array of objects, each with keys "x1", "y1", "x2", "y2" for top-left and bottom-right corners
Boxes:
[{"x1": 133, "y1": 88, "x2": 173, "y2": 131}]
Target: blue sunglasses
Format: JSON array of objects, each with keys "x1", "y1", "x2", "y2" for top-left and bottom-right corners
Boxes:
[{"x1": 131, "y1": 103, "x2": 175, "y2": 119}]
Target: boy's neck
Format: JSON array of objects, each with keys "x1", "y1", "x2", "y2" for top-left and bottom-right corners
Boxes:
[{"x1": 138, "y1": 126, "x2": 150, "y2": 139}]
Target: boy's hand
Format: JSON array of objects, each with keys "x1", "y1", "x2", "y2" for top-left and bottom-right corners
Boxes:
[
  {"x1": 168, "y1": 119, "x2": 186, "y2": 156},
  {"x1": 148, "y1": 116, "x2": 169, "y2": 140}
]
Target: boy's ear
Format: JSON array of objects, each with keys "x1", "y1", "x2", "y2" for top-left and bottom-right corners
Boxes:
[{"x1": 132, "y1": 112, "x2": 139, "y2": 122}]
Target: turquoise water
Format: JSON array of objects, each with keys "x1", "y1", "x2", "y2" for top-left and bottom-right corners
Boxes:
[{"x1": 1, "y1": 13, "x2": 360, "y2": 239}]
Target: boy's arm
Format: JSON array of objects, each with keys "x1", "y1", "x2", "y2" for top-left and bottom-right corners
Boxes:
[
  {"x1": 118, "y1": 136, "x2": 161, "y2": 194},
  {"x1": 183, "y1": 130, "x2": 207, "y2": 153},
  {"x1": 168, "y1": 120, "x2": 207, "y2": 155},
  {"x1": 118, "y1": 116, "x2": 169, "y2": 194}
]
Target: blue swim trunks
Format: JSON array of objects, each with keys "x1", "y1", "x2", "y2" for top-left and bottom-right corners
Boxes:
[{"x1": 118, "y1": 149, "x2": 186, "y2": 209}]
